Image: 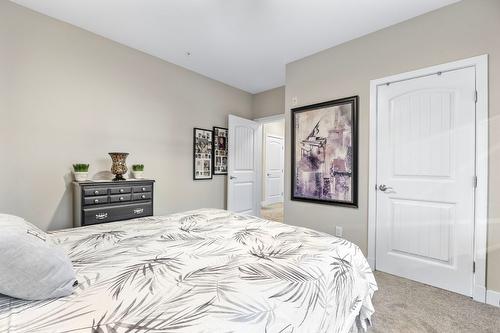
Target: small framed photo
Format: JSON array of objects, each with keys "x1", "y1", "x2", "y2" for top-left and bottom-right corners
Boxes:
[
  {"x1": 212, "y1": 126, "x2": 228, "y2": 175},
  {"x1": 193, "y1": 128, "x2": 213, "y2": 180}
]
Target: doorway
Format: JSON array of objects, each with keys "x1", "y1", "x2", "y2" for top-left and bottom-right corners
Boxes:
[
  {"x1": 258, "y1": 115, "x2": 285, "y2": 222},
  {"x1": 368, "y1": 55, "x2": 488, "y2": 301}
]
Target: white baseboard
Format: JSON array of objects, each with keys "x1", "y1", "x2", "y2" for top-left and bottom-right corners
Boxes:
[
  {"x1": 486, "y1": 290, "x2": 500, "y2": 307},
  {"x1": 473, "y1": 285, "x2": 486, "y2": 303}
]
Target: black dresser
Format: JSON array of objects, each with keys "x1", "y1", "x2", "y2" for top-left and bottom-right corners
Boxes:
[{"x1": 73, "y1": 179, "x2": 155, "y2": 227}]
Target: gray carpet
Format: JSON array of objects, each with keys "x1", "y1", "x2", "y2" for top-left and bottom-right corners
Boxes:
[{"x1": 369, "y1": 271, "x2": 500, "y2": 333}]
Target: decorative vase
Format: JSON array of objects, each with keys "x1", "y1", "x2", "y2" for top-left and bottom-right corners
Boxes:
[
  {"x1": 109, "y1": 152, "x2": 129, "y2": 181},
  {"x1": 73, "y1": 171, "x2": 88, "y2": 182}
]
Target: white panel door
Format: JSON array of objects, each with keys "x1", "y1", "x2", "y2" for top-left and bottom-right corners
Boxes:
[
  {"x1": 227, "y1": 115, "x2": 262, "y2": 216},
  {"x1": 376, "y1": 67, "x2": 476, "y2": 296},
  {"x1": 265, "y1": 136, "x2": 284, "y2": 205}
]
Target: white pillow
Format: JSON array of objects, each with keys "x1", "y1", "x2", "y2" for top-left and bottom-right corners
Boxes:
[{"x1": 0, "y1": 214, "x2": 78, "y2": 300}]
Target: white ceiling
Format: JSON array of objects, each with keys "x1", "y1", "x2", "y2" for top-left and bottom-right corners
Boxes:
[{"x1": 11, "y1": 0, "x2": 459, "y2": 93}]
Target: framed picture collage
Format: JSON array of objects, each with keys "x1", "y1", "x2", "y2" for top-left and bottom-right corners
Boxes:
[{"x1": 193, "y1": 126, "x2": 228, "y2": 180}]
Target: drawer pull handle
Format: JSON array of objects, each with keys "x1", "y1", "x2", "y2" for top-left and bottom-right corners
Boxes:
[
  {"x1": 119, "y1": 196, "x2": 125, "y2": 201},
  {"x1": 94, "y1": 199, "x2": 100, "y2": 204},
  {"x1": 120, "y1": 189, "x2": 125, "y2": 193},
  {"x1": 96, "y1": 213, "x2": 108, "y2": 220},
  {"x1": 141, "y1": 194, "x2": 146, "y2": 199},
  {"x1": 134, "y1": 208, "x2": 144, "y2": 214},
  {"x1": 94, "y1": 190, "x2": 99, "y2": 195},
  {"x1": 142, "y1": 187, "x2": 146, "y2": 191}
]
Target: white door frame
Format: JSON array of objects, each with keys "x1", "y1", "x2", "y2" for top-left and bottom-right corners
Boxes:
[
  {"x1": 255, "y1": 114, "x2": 286, "y2": 208},
  {"x1": 368, "y1": 55, "x2": 489, "y2": 303},
  {"x1": 254, "y1": 114, "x2": 285, "y2": 124}
]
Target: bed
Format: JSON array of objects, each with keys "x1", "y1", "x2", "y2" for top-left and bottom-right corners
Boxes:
[{"x1": 0, "y1": 209, "x2": 377, "y2": 333}]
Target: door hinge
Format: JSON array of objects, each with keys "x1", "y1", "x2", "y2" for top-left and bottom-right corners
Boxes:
[
  {"x1": 474, "y1": 90, "x2": 478, "y2": 103},
  {"x1": 473, "y1": 261, "x2": 476, "y2": 273},
  {"x1": 473, "y1": 176, "x2": 478, "y2": 188}
]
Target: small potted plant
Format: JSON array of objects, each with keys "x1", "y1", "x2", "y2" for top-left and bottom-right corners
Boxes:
[
  {"x1": 132, "y1": 164, "x2": 144, "y2": 179},
  {"x1": 73, "y1": 164, "x2": 89, "y2": 182}
]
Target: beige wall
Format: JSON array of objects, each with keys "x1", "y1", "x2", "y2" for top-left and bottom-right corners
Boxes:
[
  {"x1": 252, "y1": 86, "x2": 285, "y2": 119},
  {"x1": 0, "y1": 1, "x2": 253, "y2": 231},
  {"x1": 285, "y1": 0, "x2": 500, "y2": 292}
]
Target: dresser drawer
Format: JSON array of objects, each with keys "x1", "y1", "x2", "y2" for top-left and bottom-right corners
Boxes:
[
  {"x1": 83, "y1": 187, "x2": 108, "y2": 196},
  {"x1": 110, "y1": 187, "x2": 132, "y2": 195},
  {"x1": 82, "y1": 202, "x2": 152, "y2": 226},
  {"x1": 133, "y1": 185, "x2": 152, "y2": 193},
  {"x1": 110, "y1": 194, "x2": 132, "y2": 203},
  {"x1": 132, "y1": 192, "x2": 151, "y2": 201},
  {"x1": 84, "y1": 195, "x2": 109, "y2": 205}
]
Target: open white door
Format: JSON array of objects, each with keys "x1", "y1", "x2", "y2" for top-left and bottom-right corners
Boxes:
[{"x1": 227, "y1": 115, "x2": 262, "y2": 216}]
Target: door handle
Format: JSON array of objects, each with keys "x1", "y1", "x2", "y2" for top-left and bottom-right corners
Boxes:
[
  {"x1": 230, "y1": 176, "x2": 237, "y2": 180},
  {"x1": 378, "y1": 184, "x2": 394, "y2": 192}
]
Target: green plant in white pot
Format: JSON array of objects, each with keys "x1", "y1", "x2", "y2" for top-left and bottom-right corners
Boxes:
[
  {"x1": 132, "y1": 164, "x2": 144, "y2": 179},
  {"x1": 73, "y1": 164, "x2": 89, "y2": 182}
]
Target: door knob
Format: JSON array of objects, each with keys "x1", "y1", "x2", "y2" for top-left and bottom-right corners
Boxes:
[{"x1": 378, "y1": 184, "x2": 393, "y2": 192}]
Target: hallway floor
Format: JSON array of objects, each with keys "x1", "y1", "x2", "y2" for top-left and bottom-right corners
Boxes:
[{"x1": 261, "y1": 202, "x2": 283, "y2": 222}]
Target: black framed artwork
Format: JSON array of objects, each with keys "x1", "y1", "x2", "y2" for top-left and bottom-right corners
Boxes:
[
  {"x1": 212, "y1": 126, "x2": 228, "y2": 175},
  {"x1": 193, "y1": 128, "x2": 213, "y2": 180},
  {"x1": 291, "y1": 96, "x2": 358, "y2": 207}
]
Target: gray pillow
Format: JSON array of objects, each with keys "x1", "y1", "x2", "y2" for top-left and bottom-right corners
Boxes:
[{"x1": 0, "y1": 214, "x2": 77, "y2": 300}]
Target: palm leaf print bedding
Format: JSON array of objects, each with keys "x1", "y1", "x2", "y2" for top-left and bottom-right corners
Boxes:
[{"x1": 0, "y1": 209, "x2": 377, "y2": 333}]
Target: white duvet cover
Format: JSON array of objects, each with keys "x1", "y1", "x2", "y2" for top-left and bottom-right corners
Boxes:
[{"x1": 0, "y1": 209, "x2": 377, "y2": 333}]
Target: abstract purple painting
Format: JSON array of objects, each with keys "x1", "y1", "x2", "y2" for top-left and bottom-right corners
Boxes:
[{"x1": 291, "y1": 96, "x2": 358, "y2": 207}]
